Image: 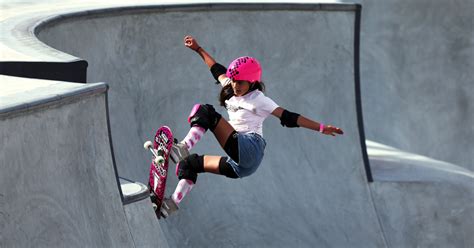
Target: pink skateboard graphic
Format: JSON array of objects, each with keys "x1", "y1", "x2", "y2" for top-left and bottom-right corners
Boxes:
[{"x1": 143, "y1": 126, "x2": 173, "y2": 218}]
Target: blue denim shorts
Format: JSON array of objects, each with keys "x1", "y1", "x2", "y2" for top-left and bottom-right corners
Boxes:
[{"x1": 226, "y1": 132, "x2": 266, "y2": 178}]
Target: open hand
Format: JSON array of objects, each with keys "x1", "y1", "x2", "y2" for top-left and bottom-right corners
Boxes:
[
  {"x1": 322, "y1": 125, "x2": 344, "y2": 136},
  {"x1": 184, "y1": 35, "x2": 200, "y2": 51}
]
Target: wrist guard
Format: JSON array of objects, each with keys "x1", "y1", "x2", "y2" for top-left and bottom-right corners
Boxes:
[
  {"x1": 210, "y1": 63, "x2": 227, "y2": 81},
  {"x1": 280, "y1": 109, "x2": 300, "y2": 128}
]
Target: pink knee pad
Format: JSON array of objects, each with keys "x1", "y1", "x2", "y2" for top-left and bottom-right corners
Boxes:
[{"x1": 186, "y1": 103, "x2": 221, "y2": 131}]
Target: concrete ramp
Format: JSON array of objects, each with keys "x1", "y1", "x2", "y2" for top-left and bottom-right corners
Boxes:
[
  {"x1": 367, "y1": 141, "x2": 474, "y2": 247},
  {"x1": 0, "y1": 75, "x2": 167, "y2": 247},
  {"x1": 3, "y1": 1, "x2": 472, "y2": 247},
  {"x1": 34, "y1": 3, "x2": 386, "y2": 247}
]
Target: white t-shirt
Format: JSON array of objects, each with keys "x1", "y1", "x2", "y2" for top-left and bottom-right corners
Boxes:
[{"x1": 223, "y1": 89, "x2": 279, "y2": 137}]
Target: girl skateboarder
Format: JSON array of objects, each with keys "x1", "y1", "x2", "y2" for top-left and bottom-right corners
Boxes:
[{"x1": 161, "y1": 35, "x2": 344, "y2": 217}]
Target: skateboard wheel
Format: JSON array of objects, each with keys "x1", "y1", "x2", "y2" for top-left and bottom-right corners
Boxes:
[
  {"x1": 155, "y1": 156, "x2": 165, "y2": 165},
  {"x1": 144, "y1": 141, "x2": 153, "y2": 149}
]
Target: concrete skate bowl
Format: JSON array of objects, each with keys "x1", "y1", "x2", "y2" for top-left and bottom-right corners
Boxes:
[
  {"x1": 346, "y1": 0, "x2": 474, "y2": 171},
  {"x1": 1, "y1": 2, "x2": 473, "y2": 248},
  {"x1": 0, "y1": 77, "x2": 166, "y2": 247},
  {"x1": 29, "y1": 3, "x2": 386, "y2": 247}
]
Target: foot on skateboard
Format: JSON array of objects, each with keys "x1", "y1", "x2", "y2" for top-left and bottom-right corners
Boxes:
[
  {"x1": 170, "y1": 139, "x2": 190, "y2": 164},
  {"x1": 160, "y1": 197, "x2": 179, "y2": 218}
]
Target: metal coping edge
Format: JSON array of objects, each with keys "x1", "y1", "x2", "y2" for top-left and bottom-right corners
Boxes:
[{"x1": 352, "y1": 4, "x2": 373, "y2": 183}]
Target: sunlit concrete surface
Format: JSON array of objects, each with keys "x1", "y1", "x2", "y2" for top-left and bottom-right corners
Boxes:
[
  {"x1": 340, "y1": 0, "x2": 474, "y2": 171},
  {"x1": 1, "y1": 1, "x2": 472, "y2": 247}
]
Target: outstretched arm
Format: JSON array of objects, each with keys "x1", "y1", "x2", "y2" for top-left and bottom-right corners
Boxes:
[
  {"x1": 184, "y1": 35, "x2": 228, "y2": 83},
  {"x1": 184, "y1": 35, "x2": 216, "y2": 68},
  {"x1": 271, "y1": 107, "x2": 344, "y2": 136}
]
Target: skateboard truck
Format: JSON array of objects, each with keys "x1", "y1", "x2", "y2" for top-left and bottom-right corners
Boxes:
[{"x1": 144, "y1": 141, "x2": 165, "y2": 165}]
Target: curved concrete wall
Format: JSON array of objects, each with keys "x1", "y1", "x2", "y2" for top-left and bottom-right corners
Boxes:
[
  {"x1": 372, "y1": 179, "x2": 474, "y2": 247},
  {"x1": 35, "y1": 4, "x2": 387, "y2": 247},
  {"x1": 0, "y1": 76, "x2": 169, "y2": 247},
  {"x1": 0, "y1": 80, "x2": 135, "y2": 247},
  {"x1": 367, "y1": 141, "x2": 474, "y2": 247},
  {"x1": 2, "y1": 1, "x2": 472, "y2": 247},
  {"x1": 343, "y1": 0, "x2": 474, "y2": 170}
]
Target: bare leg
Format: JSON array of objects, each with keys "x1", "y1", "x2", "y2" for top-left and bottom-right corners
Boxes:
[
  {"x1": 203, "y1": 155, "x2": 223, "y2": 174},
  {"x1": 211, "y1": 118, "x2": 236, "y2": 149}
]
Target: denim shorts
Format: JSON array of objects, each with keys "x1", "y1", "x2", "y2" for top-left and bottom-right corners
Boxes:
[{"x1": 226, "y1": 132, "x2": 266, "y2": 178}]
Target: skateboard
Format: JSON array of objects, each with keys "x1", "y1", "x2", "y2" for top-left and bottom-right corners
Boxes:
[{"x1": 143, "y1": 126, "x2": 173, "y2": 218}]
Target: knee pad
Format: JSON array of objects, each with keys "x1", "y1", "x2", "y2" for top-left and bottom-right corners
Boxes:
[
  {"x1": 177, "y1": 154, "x2": 204, "y2": 184},
  {"x1": 187, "y1": 104, "x2": 222, "y2": 131},
  {"x1": 219, "y1": 157, "x2": 239, "y2": 179},
  {"x1": 224, "y1": 131, "x2": 239, "y2": 163}
]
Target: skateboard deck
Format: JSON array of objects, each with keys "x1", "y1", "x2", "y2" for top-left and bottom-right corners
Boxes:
[{"x1": 144, "y1": 126, "x2": 173, "y2": 218}]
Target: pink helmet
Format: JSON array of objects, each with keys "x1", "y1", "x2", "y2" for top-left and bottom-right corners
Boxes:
[{"x1": 226, "y1": 56, "x2": 262, "y2": 83}]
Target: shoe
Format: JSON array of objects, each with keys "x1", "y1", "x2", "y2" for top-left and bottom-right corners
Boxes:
[
  {"x1": 170, "y1": 140, "x2": 190, "y2": 164},
  {"x1": 160, "y1": 197, "x2": 179, "y2": 218}
]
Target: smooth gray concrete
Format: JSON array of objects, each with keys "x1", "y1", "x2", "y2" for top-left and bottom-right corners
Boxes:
[
  {"x1": 341, "y1": 0, "x2": 474, "y2": 171},
  {"x1": 368, "y1": 140, "x2": 474, "y2": 183},
  {"x1": 123, "y1": 196, "x2": 170, "y2": 248},
  {"x1": 1, "y1": 1, "x2": 473, "y2": 248},
  {"x1": 33, "y1": 3, "x2": 388, "y2": 247},
  {"x1": 0, "y1": 76, "x2": 135, "y2": 247},
  {"x1": 0, "y1": 75, "x2": 168, "y2": 248},
  {"x1": 120, "y1": 178, "x2": 150, "y2": 204},
  {"x1": 368, "y1": 141, "x2": 474, "y2": 247},
  {"x1": 371, "y1": 182, "x2": 473, "y2": 248}
]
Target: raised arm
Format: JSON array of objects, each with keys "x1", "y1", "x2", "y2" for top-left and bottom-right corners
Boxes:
[
  {"x1": 271, "y1": 107, "x2": 344, "y2": 136},
  {"x1": 184, "y1": 35, "x2": 228, "y2": 83}
]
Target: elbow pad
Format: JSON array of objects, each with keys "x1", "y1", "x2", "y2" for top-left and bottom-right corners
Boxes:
[
  {"x1": 210, "y1": 63, "x2": 227, "y2": 81},
  {"x1": 280, "y1": 109, "x2": 300, "y2": 128}
]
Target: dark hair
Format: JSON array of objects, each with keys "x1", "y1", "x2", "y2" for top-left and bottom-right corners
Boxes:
[{"x1": 219, "y1": 81, "x2": 265, "y2": 107}]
